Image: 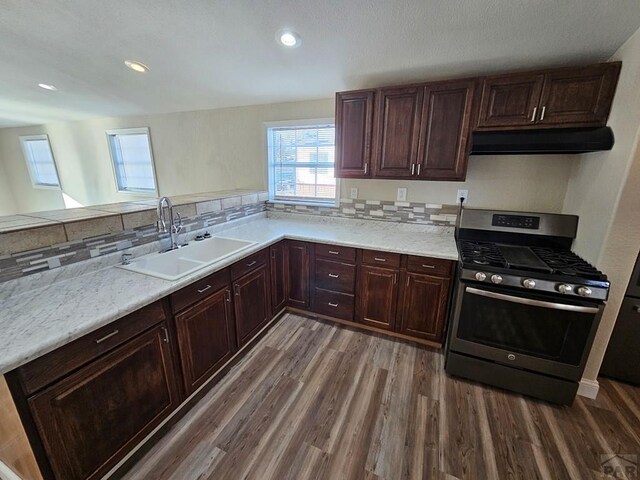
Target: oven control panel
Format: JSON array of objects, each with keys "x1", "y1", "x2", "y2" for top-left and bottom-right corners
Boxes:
[{"x1": 492, "y1": 214, "x2": 540, "y2": 230}]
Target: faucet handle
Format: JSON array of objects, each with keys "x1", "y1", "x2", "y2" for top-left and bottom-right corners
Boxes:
[
  {"x1": 121, "y1": 253, "x2": 133, "y2": 265},
  {"x1": 172, "y1": 212, "x2": 183, "y2": 234}
]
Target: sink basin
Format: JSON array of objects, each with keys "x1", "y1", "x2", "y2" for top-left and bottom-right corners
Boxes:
[{"x1": 119, "y1": 236, "x2": 257, "y2": 280}]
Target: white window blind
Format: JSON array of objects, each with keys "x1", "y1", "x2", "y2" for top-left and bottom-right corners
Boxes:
[
  {"x1": 268, "y1": 122, "x2": 336, "y2": 203},
  {"x1": 19, "y1": 135, "x2": 60, "y2": 188},
  {"x1": 106, "y1": 128, "x2": 157, "y2": 194}
]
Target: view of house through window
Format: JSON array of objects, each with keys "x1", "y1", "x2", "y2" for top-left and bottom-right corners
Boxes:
[{"x1": 268, "y1": 122, "x2": 336, "y2": 204}]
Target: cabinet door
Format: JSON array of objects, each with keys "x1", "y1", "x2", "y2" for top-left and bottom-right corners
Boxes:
[
  {"x1": 476, "y1": 73, "x2": 544, "y2": 129},
  {"x1": 335, "y1": 90, "x2": 374, "y2": 178},
  {"x1": 372, "y1": 86, "x2": 422, "y2": 178},
  {"x1": 270, "y1": 242, "x2": 287, "y2": 314},
  {"x1": 174, "y1": 287, "x2": 235, "y2": 395},
  {"x1": 286, "y1": 240, "x2": 310, "y2": 308},
  {"x1": 398, "y1": 272, "x2": 451, "y2": 343},
  {"x1": 28, "y1": 323, "x2": 180, "y2": 480},
  {"x1": 418, "y1": 80, "x2": 476, "y2": 181},
  {"x1": 537, "y1": 63, "x2": 621, "y2": 127},
  {"x1": 356, "y1": 265, "x2": 399, "y2": 330},
  {"x1": 233, "y1": 265, "x2": 271, "y2": 347}
]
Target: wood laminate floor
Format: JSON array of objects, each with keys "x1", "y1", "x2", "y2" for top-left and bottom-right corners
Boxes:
[{"x1": 123, "y1": 314, "x2": 640, "y2": 480}]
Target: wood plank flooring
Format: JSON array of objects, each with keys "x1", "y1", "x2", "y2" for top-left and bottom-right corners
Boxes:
[{"x1": 122, "y1": 314, "x2": 640, "y2": 480}]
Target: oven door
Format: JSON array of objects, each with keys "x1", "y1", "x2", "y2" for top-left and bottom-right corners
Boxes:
[{"x1": 448, "y1": 283, "x2": 603, "y2": 380}]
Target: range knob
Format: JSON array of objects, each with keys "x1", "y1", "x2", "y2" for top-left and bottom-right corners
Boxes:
[
  {"x1": 475, "y1": 272, "x2": 487, "y2": 282},
  {"x1": 557, "y1": 284, "x2": 573, "y2": 294},
  {"x1": 491, "y1": 274, "x2": 503, "y2": 284},
  {"x1": 522, "y1": 278, "x2": 536, "y2": 289},
  {"x1": 577, "y1": 286, "x2": 592, "y2": 297}
]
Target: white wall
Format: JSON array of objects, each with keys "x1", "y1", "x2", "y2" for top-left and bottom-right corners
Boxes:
[
  {"x1": 562, "y1": 27, "x2": 640, "y2": 381},
  {"x1": 0, "y1": 158, "x2": 17, "y2": 216},
  {"x1": 0, "y1": 98, "x2": 575, "y2": 215}
]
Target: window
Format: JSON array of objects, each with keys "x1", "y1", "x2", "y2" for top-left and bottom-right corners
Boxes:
[
  {"x1": 19, "y1": 135, "x2": 61, "y2": 189},
  {"x1": 106, "y1": 128, "x2": 158, "y2": 194},
  {"x1": 267, "y1": 120, "x2": 337, "y2": 204}
]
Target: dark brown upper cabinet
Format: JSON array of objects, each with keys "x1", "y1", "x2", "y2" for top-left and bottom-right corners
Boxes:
[
  {"x1": 372, "y1": 86, "x2": 423, "y2": 178},
  {"x1": 417, "y1": 79, "x2": 477, "y2": 181},
  {"x1": 335, "y1": 90, "x2": 375, "y2": 178},
  {"x1": 477, "y1": 62, "x2": 621, "y2": 130}
]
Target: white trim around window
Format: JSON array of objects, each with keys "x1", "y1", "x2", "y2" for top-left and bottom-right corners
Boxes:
[
  {"x1": 105, "y1": 127, "x2": 159, "y2": 196},
  {"x1": 19, "y1": 134, "x2": 62, "y2": 190},
  {"x1": 265, "y1": 118, "x2": 339, "y2": 207}
]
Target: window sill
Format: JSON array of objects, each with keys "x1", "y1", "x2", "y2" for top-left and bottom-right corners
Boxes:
[{"x1": 269, "y1": 199, "x2": 339, "y2": 208}]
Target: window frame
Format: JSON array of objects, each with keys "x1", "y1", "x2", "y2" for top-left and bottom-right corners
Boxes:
[
  {"x1": 265, "y1": 118, "x2": 339, "y2": 207},
  {"x1": 19, "y1": 134, "x2": 62, "y2": 190},
  {"x1": 105, "y1": 127, "x2": 159, "y2": 197}
]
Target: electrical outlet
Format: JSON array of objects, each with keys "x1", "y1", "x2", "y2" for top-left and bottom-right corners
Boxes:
[
  {"x1": 457, "y1": 189, "x2": 469, "y2": 203},
  {"x1": 350, "y1": 187, "x2": 358, "y2": 199},
  {"x1": 397, "y1": 187, "x2": 407, "y2": 202}
]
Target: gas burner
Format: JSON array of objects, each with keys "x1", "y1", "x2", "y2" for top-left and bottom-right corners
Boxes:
[
  {"x1": 459, "y1": 241, "x2": 507, "y2": 268},
  {"x1": 531, "y1": 247, "x2": 607, "y2": 281}
]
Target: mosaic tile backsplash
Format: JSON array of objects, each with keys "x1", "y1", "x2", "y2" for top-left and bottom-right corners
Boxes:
[
  {"x1": 0, "y1": 202, "x2": 266, "y2": 284},
  {"x1": 268, "y1": 199, "x2": 459, "y2": 226}
]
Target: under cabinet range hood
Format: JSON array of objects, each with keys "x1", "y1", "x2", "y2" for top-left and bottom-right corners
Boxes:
[{"x1": 470, "y1": 127, "x2": 614, "y2": 155}]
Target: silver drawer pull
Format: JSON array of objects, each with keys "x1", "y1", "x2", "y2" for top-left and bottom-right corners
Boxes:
[
  {"x1": 328, "y1": 273, "x2": 340, "y2": 278},
  {"x1": 246, "y1": 260, "x2": 257, "y2": 267},
  {"x1": 197, "y1": 284, "x2": 212, "y2": 293},
  {"x1": 328, "y1": 250, "x2": 340, "y2": 255},
  {"x1": 328, "y1": 302, "x2": 339, "y2": 307},
  {"x1": 95, "y1": 330, "x2": 119, "y2": 344},
  {"x1": 421, "y1": 264, "x2": 436, "y2": 269},
  {"x1": 374, "y1": 257, "x2": 387, "y2": 262},
  {"x1": 634, "y1": 305, "x2": 640, "y2": 313}
]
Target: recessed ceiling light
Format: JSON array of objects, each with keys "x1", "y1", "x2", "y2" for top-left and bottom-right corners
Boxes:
[
  {"x1": 124, "y1": 60, "x2": 149, "y2": 73},
  {"x1": 277, "y1": 30, "x2": 301, "y2": 48},
  {"x1": 38, "y1": 83, "x2": 57, "y2": 91}
]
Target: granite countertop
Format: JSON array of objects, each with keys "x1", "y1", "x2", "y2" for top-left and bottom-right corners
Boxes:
[{"x1": 0, "y1": 215, "x2": 457, "y2": 375}]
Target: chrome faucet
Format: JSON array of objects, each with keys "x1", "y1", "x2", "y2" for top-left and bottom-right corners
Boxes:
[{"x1": 157, "y1": 196, "x2": 184, "y2": 252}]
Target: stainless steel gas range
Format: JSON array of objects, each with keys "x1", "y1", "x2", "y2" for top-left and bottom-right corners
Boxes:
[{"x1": 445, "y1": 208, "x2": 609, "y2": 405}]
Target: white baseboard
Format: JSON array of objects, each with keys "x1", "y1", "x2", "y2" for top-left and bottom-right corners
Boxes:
[
  {"x1": 577, "y1": 378, "x2": 600, "y2": 399},
  {"x1": 0, "y1": 461, "x2": 22, "y2": 480}
]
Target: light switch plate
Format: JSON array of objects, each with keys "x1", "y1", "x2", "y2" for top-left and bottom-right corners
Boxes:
[
  {"x1": 350, "y1": 187, "x2": 358, "y2": 199},
  {"x1": 457, "y1": 189, "x2": 469, "y2": 203},
  {"x1": 397, "y1": 187, "x2": 407, "y2": 202}
]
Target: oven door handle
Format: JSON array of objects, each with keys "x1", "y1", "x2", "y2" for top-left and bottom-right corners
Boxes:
[{"x1": 465, "y1": 287, "x2": 600, "y2": 313}]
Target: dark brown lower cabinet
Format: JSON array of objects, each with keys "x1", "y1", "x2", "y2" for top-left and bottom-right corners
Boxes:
[
  {"x1": 27, "y1": 322, "x2": 180, "y2": 480},
  {"x1": 270, "y1": 242, "x2": 287, "y2": 314},
  {"x1": 356, "y1": 265, "x2": 399, "y2": 330},
  {"x1": 398, "y1": 272, "x2": 451, "y2": 342},
  {"x1": 286, "y1": 240, "x2": 311, "y2": 308},
  {"x1": 174, "y1": 287, "x2": 235, "y2": 395},
  {"x1": 233, "y1": 264, "x2": 271, "y2": 347}
]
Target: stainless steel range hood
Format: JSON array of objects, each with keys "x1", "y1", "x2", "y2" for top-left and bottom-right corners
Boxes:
[{"x1": 470, "y1": 127, "x2": 614, "y2": 155}]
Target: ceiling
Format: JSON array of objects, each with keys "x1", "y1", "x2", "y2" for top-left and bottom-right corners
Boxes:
[{"x1": 1, "y1": 0, "x2": 640, "y2": 128}]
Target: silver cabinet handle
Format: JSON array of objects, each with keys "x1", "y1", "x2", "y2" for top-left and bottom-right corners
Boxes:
[
  {"x1": 328, "y1": 302, "x2": 339, "y2": 307},
  {"x1": 421, "y1": 264, "x2": 435, "y2": 269},
  {"x1": 374, "y1": 257, "x2": 386, "y2": 262},
  {"x1": 226, "y1": 290, "x2": 231, "y2": 303},
  {"x1": 417, "y1": 164, "x2": 421, "y2": 175},
  {"x1": 197, "y1": 284, "x2": 212, "y2": 294},
  {"x1": 161, "y1": 326, "x2": 169, "y2": 343},
  {"x1": 633, "y1": 305, "x2": 640, "y2": 313},
  {"x1": 246, "y1": 260, "x2": 257, "y2": 267},
  {"x1": 95, "y1": 330, "x2": 119, "y2": 344},
  {"x1": 531, "y1": 107, "x2": 538, "y2": 122},
  {"x1": 328, "y1": 250, "x2": 339, "y2": 255},
  {"x1": 540, "y1": 106, "x2": 546, "y2": 120},
  {"x1": 364, "y1": 163, "x2": 368, "y2": 174},
  {"x1": 411, "y1": 163, "x2": 415, "y2": 175},
  {"x1": 393, "y1": 274, "x2": 397, "y2": 284},
  {"x1": 234, "y1": 284, "x2": 240, "y2": 296},
  {"x1": 465, "y1": 287, "x2": 599, "y2": 313},
  {"x1": 328, "y1": 273, "x2": 340, "y2": 278}
]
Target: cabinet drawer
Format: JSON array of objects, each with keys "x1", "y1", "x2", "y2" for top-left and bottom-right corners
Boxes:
[
  {"x1": 314, "y1": 288, "x2": 355, "y2": 321},
  {"x1": 314, "y1": 258, "x2": 356, "y2": 293},
  {"x1": 361, "y1": 249, "x2": 401, "y2": 268},
  {"x1": 406, "y1": 255, "x2": 454, "y2": 277},
  {"x1": 170, "y1": 269, "x2": 230, "y2": 313},
  {"x1": 315, "y1": 243, "x2": 357, "y2": 262},
  {"x1": 17, "y1": 301, "x2": 166, "y2": 395},
  {"x1": 230, "y1": 249, "x2": 268, "y2": 280}
]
